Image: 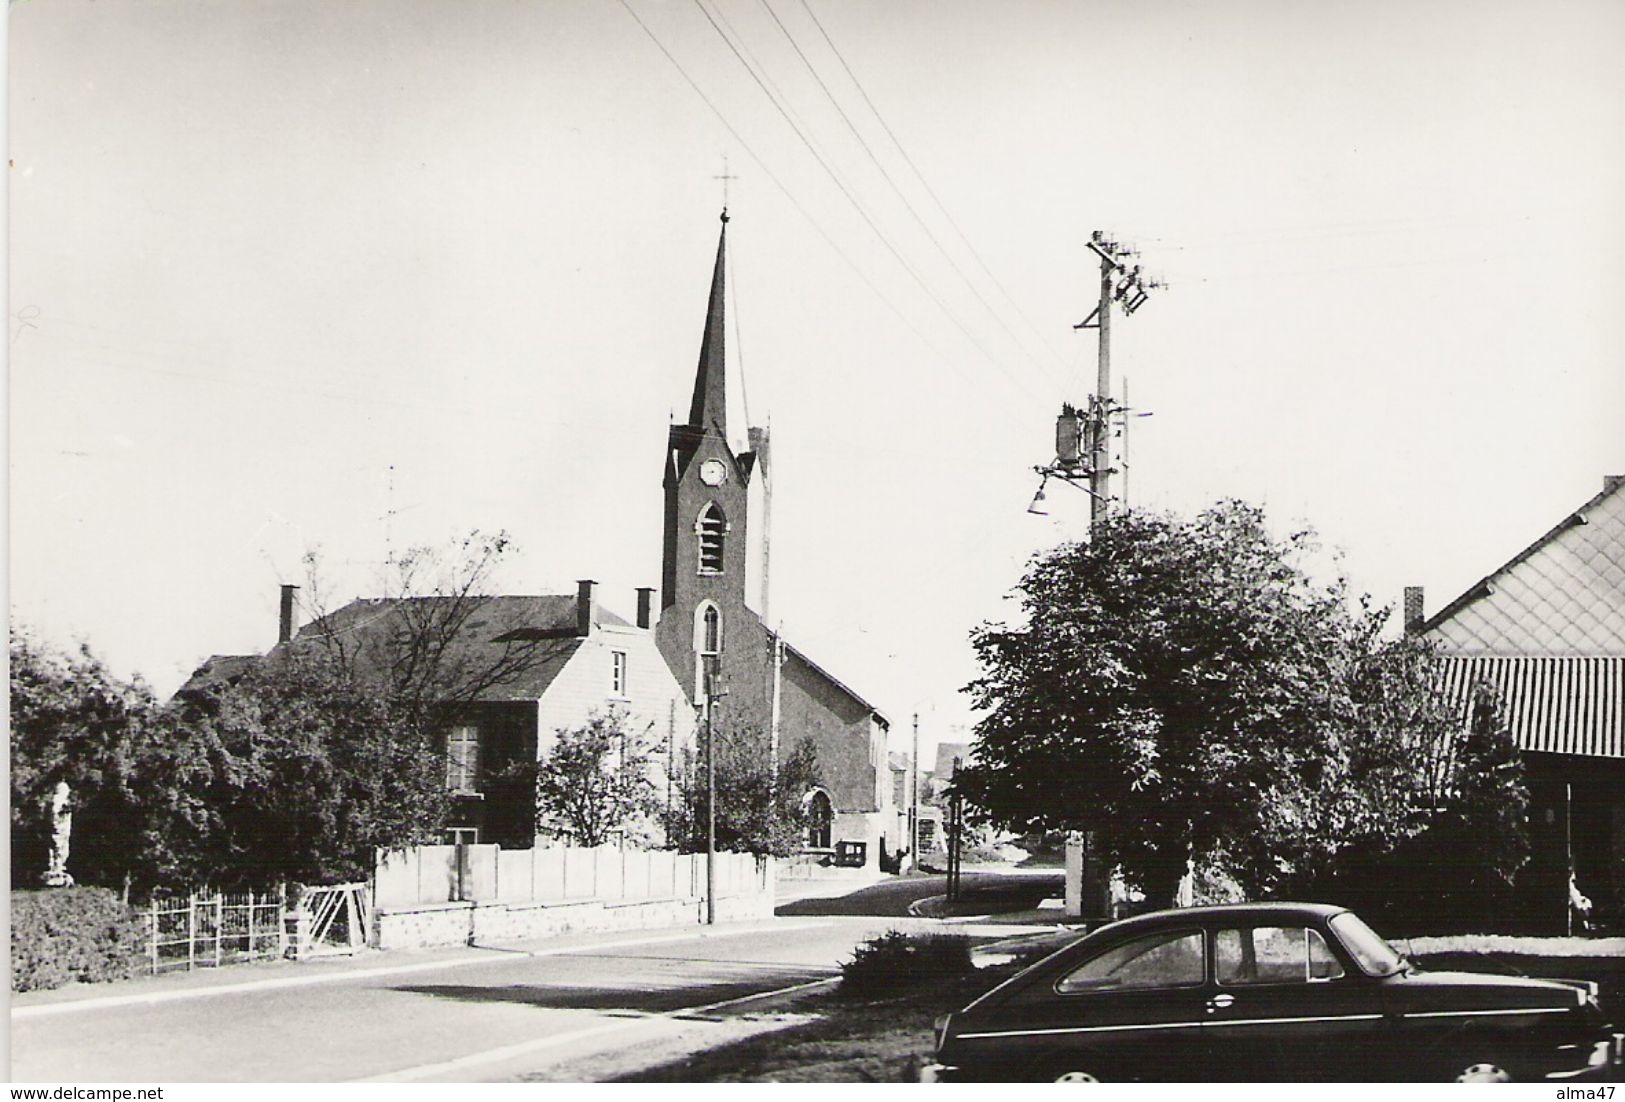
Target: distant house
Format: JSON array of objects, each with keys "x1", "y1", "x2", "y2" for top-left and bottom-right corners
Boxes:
[
  {"x1": 1410, "y1": 474, "x2": 1625, "y2": 931},
  {"x1": 180, "y1": 581, "x2": 695, "y2": 849}
]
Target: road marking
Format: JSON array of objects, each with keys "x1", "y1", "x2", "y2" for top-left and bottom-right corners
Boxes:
[
  {"x1": 353, "y1": 975, "x2": 840, "y2": 1082},
  {"x1": 9, "y1": 921, "x2": 833, "y2": 1020}
]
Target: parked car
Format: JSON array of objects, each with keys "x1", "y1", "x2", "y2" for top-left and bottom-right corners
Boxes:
[{"x1": 923, "y1": 902, "x2": 1623, "y2": 1082}]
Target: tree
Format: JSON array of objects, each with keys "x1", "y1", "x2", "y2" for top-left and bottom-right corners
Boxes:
[
  {"x1": 131, "y1": 648, "x2": 454, "y2": 890},
  {"x1": 954, "y1": 502, "x2": 1362, "y2": 907},
  {"x1": 296, "y1": 531, "x2": 567, "y2": 730},
  {"x1": 1232, "y1": 628, "x2": 1469, "y2": 896},
  {"x1": 531, "y1": 708, "x2": 661, "y2": 847},
  {"x1": 666, "y1": 728, "x2": 822, "y2": 857},
  {"x1": 9, "y1": 627, "x2": 153, "y2": 888}
]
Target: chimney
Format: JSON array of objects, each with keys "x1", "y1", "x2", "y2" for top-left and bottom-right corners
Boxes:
[
  {"x1": 1605, "y1": 475, "x2": 1624, "y2": 495},
  {"x1": 636, "y1": 587, "x2": 654, "y2": 630},
  {"x1": 278, "y1": 584, "x2": 299, "y2": 645},
  {"x1": 576, "y1": 579, "x2": 595, "y2": 637},
  {"x1": 1403, "y1": 586, "x2": 1425, "y2": 635}
]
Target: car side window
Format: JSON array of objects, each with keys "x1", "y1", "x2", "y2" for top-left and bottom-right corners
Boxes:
[
  {"x1": 1055, "y1": 930, "x2": 1205, "y2": 994},
  {"x1": 1216, "y1": 926, "x2": 1345, "y2": 985}
]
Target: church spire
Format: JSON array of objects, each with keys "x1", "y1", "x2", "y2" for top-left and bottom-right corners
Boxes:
[{"x1": 687, "y1": 210, "x2": 729, "y2": 435}]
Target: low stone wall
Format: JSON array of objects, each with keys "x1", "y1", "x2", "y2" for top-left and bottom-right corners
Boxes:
[{"x1": 376, "y1": 887, "x2": 776, "y2": 950}]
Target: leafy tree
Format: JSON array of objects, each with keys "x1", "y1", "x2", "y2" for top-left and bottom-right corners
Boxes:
[
  {"x1": 531, "y1": 708, "x2": 661, "y2": 847},
  {"x1": 1446, "y1": 682, "x2": 1530, "y2": 888},
  {"x1": 147, "y1": 649, "x2": 453, "y2": 889},
  {"x1": 954, "y1": 502, "x2": 1362, "y2": 907},
  {"x1": 1233, "y1": 628, "x2": 1469, "y2": 895},
  {"x1": 667, "y1": 728, "x2": 822, "y2": 857},
  {"x1": 9, "y1": 627, "x2": 152, "y2": 887}
]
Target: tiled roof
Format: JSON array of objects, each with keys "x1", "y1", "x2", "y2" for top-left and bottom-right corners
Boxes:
[
  {"x1": 176, "y1": 594, "x2": 618, "y2": 704},
  {"x1": 1437, "y1": 655, "x2": 1625, "y2": 759},
  {"x1": 286, "y1": 596, "x2": 597, "y2": 702},
  {"x1": 1423, "y1": 479, "x2": 1625, "y2": 654},
  {"x1": 175, "y1": 654, "x2": 262, "y2": 697}
]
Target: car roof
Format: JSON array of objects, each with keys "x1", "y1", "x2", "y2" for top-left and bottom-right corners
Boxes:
[{"x1": 1101, "y1": 901, "x2": 1350, "y2": 935}]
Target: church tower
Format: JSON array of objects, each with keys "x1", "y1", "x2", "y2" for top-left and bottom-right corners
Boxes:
[{"x1": 656, "y1": 212, "x2": 762, "y2": 707}]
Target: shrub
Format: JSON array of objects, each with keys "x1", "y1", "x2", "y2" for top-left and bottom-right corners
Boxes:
[
  {"x1": 840, "y1": 930, "x2": 973, "y2": 998},
  {"x1": 11, "y1": 887, "x2": 145, "y2": 992}
]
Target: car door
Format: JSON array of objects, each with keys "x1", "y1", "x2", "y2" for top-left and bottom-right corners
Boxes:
[
  {"x1": 1201, "y1": 923, "x2": 1388, "y2": 1081},
  {"x1": 992, "y1": 926, "x2": 1213, "y2": 1081}
]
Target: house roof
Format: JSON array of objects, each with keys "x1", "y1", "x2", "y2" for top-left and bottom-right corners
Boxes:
[
  {"x1": 177, "y1": 653, "x2": 262, "y2": 695},
  {"x1": 1421, "y1": 477, "x2": 1625, "y2": 654},
  {"x1": 933, "y1": 742, "x2": 968, "y2": 779},
  {"x1": 177, "y1": 594, "x2": 624, "y2": 704},
  {"x1": 1436, "y1": 654, "x2": 1625, "y2": 759}
]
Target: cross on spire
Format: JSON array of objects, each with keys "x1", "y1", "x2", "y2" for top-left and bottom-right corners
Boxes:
[{"x1": 712, "y1": 154, "x2": 738, "y2": 218}]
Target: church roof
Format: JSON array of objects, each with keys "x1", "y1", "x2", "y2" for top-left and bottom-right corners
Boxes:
[
  {"x1": 687, "y1": 212, "x2": 729, "y2": 437},
  {"x1": 778, "y1": 635, "x2": 890, "y2": 729},
  {"x1": 1422, "y1": 477, "x2": 1625, "y2": 654}
]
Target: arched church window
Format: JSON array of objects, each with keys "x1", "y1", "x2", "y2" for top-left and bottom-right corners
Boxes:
[
  {"x1": 697, "y1": 503, "x2": 726, "y2": 574},
  {"x1": 694, "y1": 602, "x2": 722, "y2": 702},
  {"x1": 702, "y1": 605, "x2": 721, "y2": 655},
  {"x1": 805, "y1": 789, "x2": 834, "y2": 850}
]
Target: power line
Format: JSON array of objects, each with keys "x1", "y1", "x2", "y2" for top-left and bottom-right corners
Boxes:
[
  {"x1": 757, "y1": 0, "x2": 1068, "y2": 392},
  {"x1": 615, "y1": 0, "x2": 1031, "y2": 420},
  {"x1": 690, "y1": 0, "x2": 1051, "y2": 408},
  {"x1": 796, "y1": 0, "x2": 1072, "y2": 377}
]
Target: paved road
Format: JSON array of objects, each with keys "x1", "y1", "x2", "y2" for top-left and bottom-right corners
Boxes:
[
  {"x1": 778, "y1": 869, "x2": 1064, "y2": 917},
  {"x1": 11, "y1": 914, "x2": 1029, "y2": 1083}
]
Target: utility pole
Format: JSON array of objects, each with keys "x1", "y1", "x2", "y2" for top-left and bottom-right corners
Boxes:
[
  {"x1": 1071, "y1": 231, "x2": 1161, "y2": 531},
  {"x1": 1037, "y1": 232, "x2": 1161, "y2": 925},
  {"x1": 703, "y1": 656, "x2": 722, "y2": 926},
  {"x1": 910, "y1": 713, "x2": 921, "y2": 867}
]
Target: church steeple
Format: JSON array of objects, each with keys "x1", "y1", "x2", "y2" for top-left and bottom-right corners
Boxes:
[{"x1": 687, "y1": 210, "x2": 729, "y2": 435}]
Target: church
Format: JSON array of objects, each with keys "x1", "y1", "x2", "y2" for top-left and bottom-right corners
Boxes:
[
  {"x1": 654, "y1": 211, "x2": 895, "y2": 870},
  {"x1": 178, "y1": 212, "x2": 896, "y2": 870}
]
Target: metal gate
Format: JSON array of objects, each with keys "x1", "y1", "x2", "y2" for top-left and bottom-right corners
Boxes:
[{"x1": 290, "y1": 882, "x2": 370, "y2": 958}]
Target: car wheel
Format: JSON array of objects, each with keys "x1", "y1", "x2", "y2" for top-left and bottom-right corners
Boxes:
[
  {"x1": 1052, "y1": 1070, "x2": 1102, "y2": 1083},
  {"x1": 1453, "y1": 1061, "x2": 1513, "y2": 1083}
]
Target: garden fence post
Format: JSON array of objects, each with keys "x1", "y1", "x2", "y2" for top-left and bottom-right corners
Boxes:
[
  {"x1": 277, "y1": 883, "x2": 289, "y2": 959},
  {"x1": 186, "y1": 892, "x2": 196, "y2": 971},
  {"x1": 215, "y1": 894, "x2": 224, "y2": 967},
  {"x1": 149, "y1": 899, "x2": 159, "y2": 975}
]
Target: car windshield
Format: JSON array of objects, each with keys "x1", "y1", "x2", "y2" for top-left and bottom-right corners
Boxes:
[{"x1": 1329, "y1": 912, "x2": 1406, "y2": 977}]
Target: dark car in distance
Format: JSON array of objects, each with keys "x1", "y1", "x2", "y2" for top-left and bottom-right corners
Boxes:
[{"x1": 924, "y1": 902, "x2": 1623, "y2": 1083}]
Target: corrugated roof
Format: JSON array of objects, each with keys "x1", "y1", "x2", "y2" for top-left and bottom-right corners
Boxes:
[{"x1": 1437, "y1": 655, "x2": 1625, "y2": 758}]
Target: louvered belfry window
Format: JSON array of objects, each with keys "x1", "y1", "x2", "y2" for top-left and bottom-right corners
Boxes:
[{"x1": 698, "y1": 503, "x2": 726, "y2": 574}]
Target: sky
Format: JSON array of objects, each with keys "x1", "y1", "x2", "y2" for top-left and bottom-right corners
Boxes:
[{"x1": 9, "y1": 0, "x2": 1624, "y2": 758}]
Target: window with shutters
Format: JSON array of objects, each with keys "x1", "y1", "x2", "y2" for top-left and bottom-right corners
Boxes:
[{"x1": 697, "y1": 503, "x2": 726, "y2": 574}]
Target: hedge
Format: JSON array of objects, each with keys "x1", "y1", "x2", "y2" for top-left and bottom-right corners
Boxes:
[{"x1": 11, "y1": 887, "x2": 145, "y2": 992}]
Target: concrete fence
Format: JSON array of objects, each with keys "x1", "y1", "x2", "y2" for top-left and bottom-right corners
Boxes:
[{"x1": 372, "y1": 842, "x2": 774, "y2": 949}]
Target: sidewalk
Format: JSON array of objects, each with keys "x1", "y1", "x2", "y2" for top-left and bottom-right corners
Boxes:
[{"x1": 8, "y1": 915, "x2": 818, "y2": 1018}]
